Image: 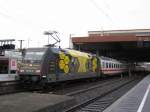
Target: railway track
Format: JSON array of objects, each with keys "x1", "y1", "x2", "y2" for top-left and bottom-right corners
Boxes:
[
  {"x1": 64, "y1": 76, "x2": 143, "y2": 112},
  {"x1": 65, "y1": 78, "x2": 124, "y2": 96},
  {"x1": 0, "y1": 76, "x2": 124, "y2": 95},
  {"x1": 51, "y1": 76, "x2": 121, "y2": 95}
]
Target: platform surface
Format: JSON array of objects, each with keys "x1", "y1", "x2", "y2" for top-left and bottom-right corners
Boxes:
[
  {"x1": 104, "y1": 75, "x2": 150, "y2": 112},
  {"x1": 0, "y1": 92, "x2": 75, "y2": 112}
]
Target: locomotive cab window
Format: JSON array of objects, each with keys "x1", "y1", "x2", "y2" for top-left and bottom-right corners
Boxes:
[{"x1": 24, "y1": 51, "x2": 45, "y2": 64}]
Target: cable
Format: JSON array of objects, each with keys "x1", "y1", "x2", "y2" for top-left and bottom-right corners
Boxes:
[
  {"x1": 101, "y1": 0, "x2": 120, "y2": 28},
  {"x1": 89, "y1": 0, "x2": 115, "y2": 25}
]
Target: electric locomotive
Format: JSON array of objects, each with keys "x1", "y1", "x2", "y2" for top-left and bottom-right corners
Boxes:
[{"x1": 19, "y1": 47, "x2": 100, "y2": 84}]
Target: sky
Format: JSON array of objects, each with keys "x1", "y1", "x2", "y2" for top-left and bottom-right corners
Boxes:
[{"x1": 0, "y1": 0, "x2": 150, "y2": 48}]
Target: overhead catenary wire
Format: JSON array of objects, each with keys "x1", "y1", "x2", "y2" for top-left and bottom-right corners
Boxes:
[
  {"x1": 89, "y1": 0, "x2": 116, "y2": 26},
  {"x1": 101, "y1": 0, "x2": 120, "y2": 29}
]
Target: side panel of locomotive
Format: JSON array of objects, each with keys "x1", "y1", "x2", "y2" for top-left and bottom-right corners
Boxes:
[
  {"x1": 55, "y1": 49, "x2": 100, "y2": 81},
  {"x1": 44, "y1": 48, "x2": 101, "y2": 83}
]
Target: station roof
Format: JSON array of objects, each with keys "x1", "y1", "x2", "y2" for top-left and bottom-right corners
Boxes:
[
  {"x1": 71, "y1": 29, "x2": 150, "y2": 62},
  {"x1": 72, "y1": 35, "x2": 141, "y2": 43},
  {"x1": 88, "y1": 29, "x2": 150, "y2": 36}
]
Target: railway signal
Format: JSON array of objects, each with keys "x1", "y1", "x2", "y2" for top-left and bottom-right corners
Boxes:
[{"x1": 0, "y1": 39, "x2": 15, "y2": 55}]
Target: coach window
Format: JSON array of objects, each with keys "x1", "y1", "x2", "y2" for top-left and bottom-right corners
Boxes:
[
  {"x1": 108, "y1": 63, "x2": 110, "y2": 68},
  {"x1": 102, "y1": 62, "x2": 105, "y2": 68},
  {"x1": 106, "y1": 63, "x2": 108, "y2": 68},
  {"x1": 10, "y1": 70, "x2": 16, "y2": 74},
  {"x1": 109, "y1": 63, "x2": 111, "y2": 68}
]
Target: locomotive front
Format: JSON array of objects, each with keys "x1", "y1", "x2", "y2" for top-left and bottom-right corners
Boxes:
[{"x1": 19, "y1": 48, "x2": 47, "y2": 83}]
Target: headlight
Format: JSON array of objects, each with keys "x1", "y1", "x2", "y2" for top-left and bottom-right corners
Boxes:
[
  {"x1": 42, "y1": 75, "x2": 46, "y2": 78},
  {"x1": 20, "y1": 70, "x2": 24, "y2": 72},
  {"x1": 35, "y1": 70, "x2": 40, "y2": 73},
  {"x1": 29, "y1": 64, "x2": 33, "y2": 66}
]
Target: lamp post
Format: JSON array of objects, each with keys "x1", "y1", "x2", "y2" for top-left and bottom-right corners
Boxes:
[{"x1": 18, "y1": 40, "x2": 24, "y2": 50}]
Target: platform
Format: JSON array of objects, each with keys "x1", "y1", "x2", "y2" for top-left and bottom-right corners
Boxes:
[
  {"x1": 0, "y1": 92, "x2": 75, "y2": 112},
  {"x1": 104, "y1": 75, "x2": 150, "y2": 112}
]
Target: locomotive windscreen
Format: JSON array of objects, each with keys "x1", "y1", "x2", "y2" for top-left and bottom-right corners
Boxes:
[
  {"x1": 19, "y1": 48, "x2": 47, "y2": 75},
  {"x1": 24, "y1": 51, "x2": 44, "y2": 63}
]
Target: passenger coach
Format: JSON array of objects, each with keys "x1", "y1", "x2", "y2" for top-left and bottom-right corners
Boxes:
[
  {"x1": 0, "y1": 50, "x2": 22, "y2": 82},
  {"x1": 0, "y1": 56, "x2": 18, "y2": 82}
]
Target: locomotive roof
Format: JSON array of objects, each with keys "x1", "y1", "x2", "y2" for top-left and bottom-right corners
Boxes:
[
  {"x1": 64, "y1": 48, "x2": 92, "y2": 58},
  {"x1": 25, "y1": 47, "x2": 47, "y2": 52},
  {"x1": 23, "y1": 47, "x2": 92, "y2": 58}
]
